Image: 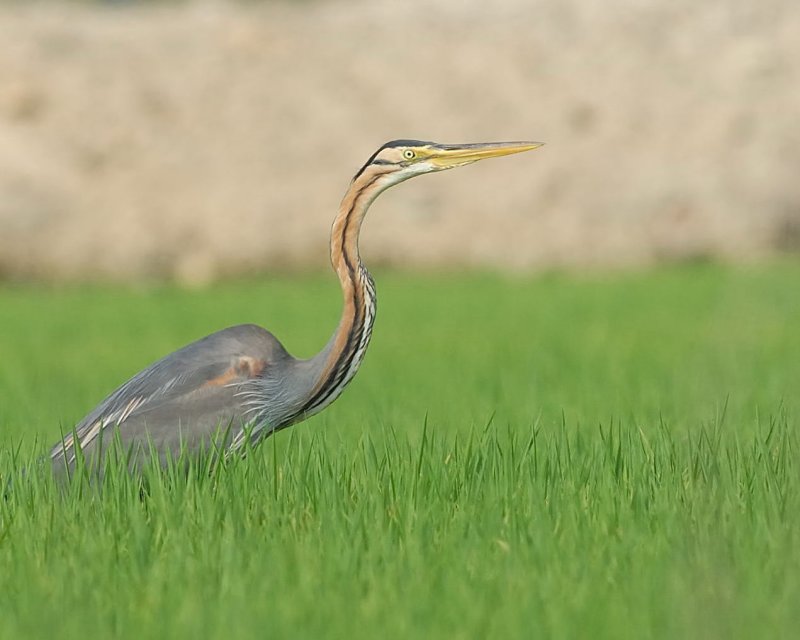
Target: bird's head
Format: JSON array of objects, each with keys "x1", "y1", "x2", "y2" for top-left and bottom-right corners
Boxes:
[{"x1": 353, "y1": 139, "x2": 544, "y2": 186}]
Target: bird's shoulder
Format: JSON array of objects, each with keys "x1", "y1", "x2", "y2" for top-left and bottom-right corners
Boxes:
[
  {"x1": 174, "y1": 323, "x2": 291, "y2": 365},
  {"x1": 124, "y1": 323, "x2": 290, "y2": 387}
]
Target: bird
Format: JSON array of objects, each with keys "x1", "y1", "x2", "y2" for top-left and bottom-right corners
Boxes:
[{"x1": 49, "y1": 139, "x2": 542, "y2": 477}]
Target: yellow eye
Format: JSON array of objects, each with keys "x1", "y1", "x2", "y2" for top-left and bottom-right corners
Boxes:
[{"x1": 403, "y1": 149, "x2": 416, "y2": 160}]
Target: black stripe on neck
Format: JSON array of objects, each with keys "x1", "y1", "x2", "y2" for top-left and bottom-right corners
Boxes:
[{"x1": 299, "y1": 174, "x2": 382, "y2": 415}]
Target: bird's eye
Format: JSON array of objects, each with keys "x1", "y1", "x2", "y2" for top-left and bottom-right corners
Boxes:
[{"x1": 403, "y1": 149, "x2": 416, "y2": 160}]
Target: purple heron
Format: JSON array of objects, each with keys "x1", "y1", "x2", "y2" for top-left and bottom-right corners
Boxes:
[{"x1": 49, "y1": 140, "x2": 542, "y2": 475}]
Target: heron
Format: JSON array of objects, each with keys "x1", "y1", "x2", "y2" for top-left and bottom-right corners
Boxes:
[{"x1": 49, "y1": 139, "x2": 542, "y2": 476}]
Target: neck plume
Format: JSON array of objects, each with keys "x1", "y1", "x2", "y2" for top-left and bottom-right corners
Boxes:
[{"x1": 298, "y1": 166, "x2": 390, "y2": 417}]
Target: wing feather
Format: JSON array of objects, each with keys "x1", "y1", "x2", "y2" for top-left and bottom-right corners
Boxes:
[{"x1": 50, "y1": 324, "x2": 288, "y2": 464}]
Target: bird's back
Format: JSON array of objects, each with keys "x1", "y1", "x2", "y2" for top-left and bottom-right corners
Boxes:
[{"x1": 50, "y1": 324, "x2": 294, "y2": 475}]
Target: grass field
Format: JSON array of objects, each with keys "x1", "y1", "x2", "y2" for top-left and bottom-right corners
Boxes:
[{"x1": 1, "y1": 264, "x2": 799, "y2": 639}]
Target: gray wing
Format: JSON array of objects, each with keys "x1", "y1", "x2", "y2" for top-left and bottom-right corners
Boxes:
[{"x1": 50, "y1": 324, "x2": 293, "y2": 471}]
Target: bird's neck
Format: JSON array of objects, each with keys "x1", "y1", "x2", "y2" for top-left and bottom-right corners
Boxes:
[{"x1": 299, "y1": 169, "x2": 389, "y2": 417}]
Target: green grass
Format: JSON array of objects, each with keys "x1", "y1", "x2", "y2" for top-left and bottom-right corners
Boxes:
[{"x1": 1, "y1": 263, "x2": 799, "y2": 639}]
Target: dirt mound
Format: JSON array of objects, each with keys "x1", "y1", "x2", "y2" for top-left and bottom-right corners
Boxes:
[{"x1": 1, "y1": 0, "x2": 798, "y2": 282}]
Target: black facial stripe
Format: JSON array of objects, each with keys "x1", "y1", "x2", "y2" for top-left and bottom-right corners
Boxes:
[{"x1": 351, "y1": 139, "x2": 432, "y2": 180}]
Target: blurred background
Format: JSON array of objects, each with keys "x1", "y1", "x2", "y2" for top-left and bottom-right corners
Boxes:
[{"x1": 0, "y1": 0, "x2": 798, "y2": 284}]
